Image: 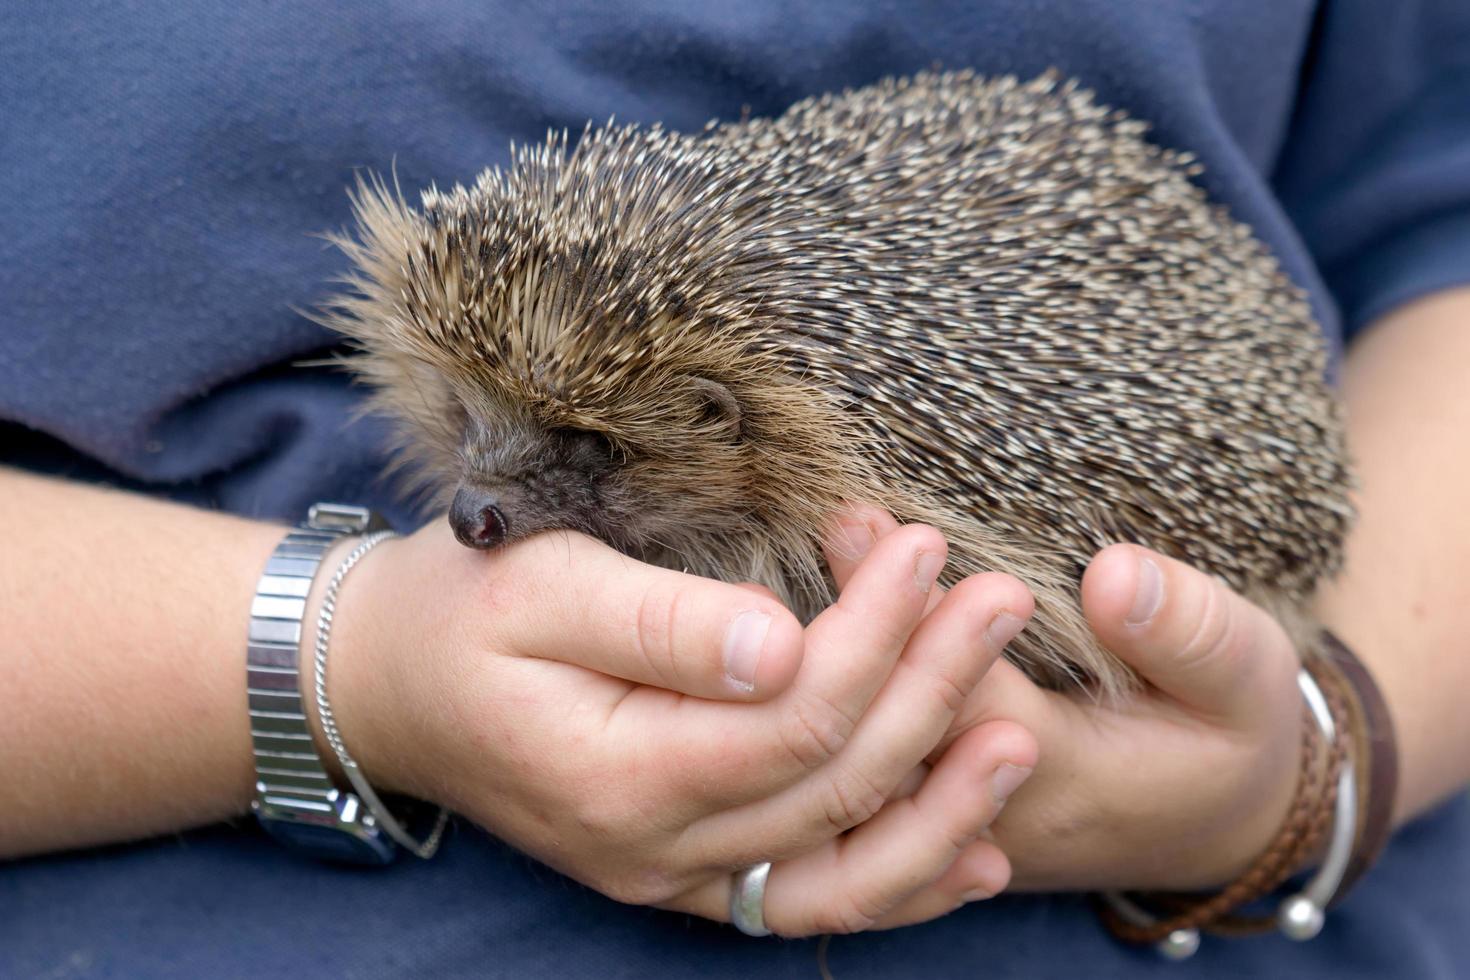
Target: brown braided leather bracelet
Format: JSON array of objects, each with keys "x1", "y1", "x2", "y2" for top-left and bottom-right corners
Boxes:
[
  {"x1": 1096, "y1": 630, "x2": 1399, "y2": 959},
  {"x1": 1321, "y1": 631, "x2": 1399, "y2": 899}
]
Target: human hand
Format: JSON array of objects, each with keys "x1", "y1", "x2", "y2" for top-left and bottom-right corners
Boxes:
[
  {"x1": 827, "y1": 506, "x2": 1305, "y2": 893},
  {"x1": 320, "y1": 518, "x2": 1037, "y2": 935}
]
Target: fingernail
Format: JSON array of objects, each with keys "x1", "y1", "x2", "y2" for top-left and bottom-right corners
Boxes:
[
  {"x1": 723, "y1": 610, "x2": 771, "y2": 693},
  {"x1": 1126, "y1": 556, "x2": 1164, "y2": 627},
  {"x1": 915, "y1": 551, "x2": 944, "y2": 593},
  {"x1": 835, "y1": 517, "x2": 875, "y2": 560},
  {"x1": 990, "y1": 763, "x2": 1032, "y2": 807},
  {"x1": 984, "y1": 611, "x2": 1026, "y2": 651},
  {"x1": 961, "y1": 885, "x2": 995, "y2": 903}
]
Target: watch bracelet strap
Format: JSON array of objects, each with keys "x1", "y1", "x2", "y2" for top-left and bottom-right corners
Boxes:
[{"x1": 248, "y1": 506, "x2": 369, "y2": 821}]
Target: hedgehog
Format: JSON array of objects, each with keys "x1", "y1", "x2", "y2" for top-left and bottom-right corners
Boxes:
[{"x1": 321, "y1": 70, "x2": 1353, "y2": 697}]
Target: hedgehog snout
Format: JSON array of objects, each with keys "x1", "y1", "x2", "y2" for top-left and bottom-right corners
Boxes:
[{"x1": 449, "y1": 484, "x2": 510, "y2": 549}]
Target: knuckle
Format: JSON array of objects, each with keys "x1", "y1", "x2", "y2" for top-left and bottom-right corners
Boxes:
[
  {"x1": 813, "y1": 894, "x2": 885, "y2": 935},
  {"x1": 571, "y1": 815, "x2": 689, "y2": 907},
  {"x1": 853, "y1": 602, "x2": 916, "y2": 657},
  {"x1": 1178, "y1": 577, "x2": 1241, "y2": 672},
  {"x1": 907, "y1": 657, "x2": 972, "y2": 717},
  {"x1": 632, "y1": 583, "x2": 683, "y2": 688},
  {"x1": 597, "y1": 866, "x2": 683, "y2": 907},
  {"x1": 828, "y1": 592, "x2": 911, "y2": 657},
  {"x1": 572, "y1": 792, "x2": 638, "y2": 846},
  {"x1": 780, "y1": 689, "x2": 859, "y2": 769},
  {"x1": 592, "y1": 873, "x2": 639, "y2": 905},
  {"x1": 820, "y1": 765, "x2": 890, "y2": 833},
  {"x1": 938, "y1": 814, "x2": 979, "y2": 854}
]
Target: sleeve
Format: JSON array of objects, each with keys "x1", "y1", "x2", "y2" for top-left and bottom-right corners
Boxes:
[{"x1": 1271, "y1": 0, "x2": 1470, "y2": 342}]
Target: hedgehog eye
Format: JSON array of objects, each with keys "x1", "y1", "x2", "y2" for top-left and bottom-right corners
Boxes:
[
  {"x1": 549, "y1": 426, "x2": 615, "y2": 462},
  {"x1": 690, "y1": 377, "x2": 743, "y2": 440}
]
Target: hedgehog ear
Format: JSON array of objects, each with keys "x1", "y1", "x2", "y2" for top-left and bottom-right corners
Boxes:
[{"x1": 689, "y1": 376, "x2": 743, "y2": 440}]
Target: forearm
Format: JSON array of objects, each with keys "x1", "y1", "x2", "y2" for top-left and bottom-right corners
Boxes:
[
  {"x1": 1316, "y1": 286, "x2": 1470, "y2": 825},
  {"x1": 0, "y1": 469, "x2": 284, "y2": 857}
]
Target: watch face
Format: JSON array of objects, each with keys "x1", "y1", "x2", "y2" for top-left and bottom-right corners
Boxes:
[{"x1": 260, "y1": 817, "x2": 398, "y2": 866}]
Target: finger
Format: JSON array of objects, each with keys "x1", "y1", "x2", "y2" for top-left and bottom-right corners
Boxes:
[
  {"x1": 1080, "y1": 543, "x2": 1299, "y2": 725},
  {"x1": 747, "y1": 522, "x2": 951, "y2": 773},
  {"x1": 597, "y1": 524, "x2": 954, "y2": 826},
  {"x1": 763, "y1": 723, "x2": 1033, "y2": 937},
  {"x1": 671, "y1": 721, "x2": 1036, "y2": 937},
  {"x1": 928, "y1": 656, "x2": 1058, "y2": 764},
  {"x1": 593, "y1": 522, "x2": 947, "y2": 816},
  {"x1": 867, "y1": 838, "x2": 1012, "y2": 929},
  {"x1": 825, "y1": 504, "x2": 947, "y2": 618},
  {"x1": 681, "y1": 571, "x2": 1032, "y2": 861},
  {"x1": 823, "y1": 503, "x2": 904, "y2": 587},
  {"x1": 486, "y1": 529, "x2": 804, "y2": 701},
  {"x1": 891, "y1": 762, "x2": 929, "y2": 800}
]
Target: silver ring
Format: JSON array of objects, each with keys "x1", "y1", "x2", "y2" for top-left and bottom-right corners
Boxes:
[{"x1": 729, "y1": 862, "x2": 773, "y2": 937}]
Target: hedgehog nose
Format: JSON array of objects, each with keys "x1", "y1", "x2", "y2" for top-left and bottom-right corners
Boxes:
[{"x1": 449, "y1": 486, "x2": 509, "y2": 549}]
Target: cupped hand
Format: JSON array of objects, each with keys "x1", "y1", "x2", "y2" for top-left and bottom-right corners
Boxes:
[
  {"x1": 321, "y1": 518, "x2": 1037, "y2": 936},
  {"x1": 829, "y1": 506, "x2": 1306, "y2": 894}
]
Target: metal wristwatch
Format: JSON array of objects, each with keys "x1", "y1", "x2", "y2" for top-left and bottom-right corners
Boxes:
[{"x1": 246, "y1": 502, "x2": 398, "y2": 864}]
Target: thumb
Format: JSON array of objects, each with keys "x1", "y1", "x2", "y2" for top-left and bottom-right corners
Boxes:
[
  {"x1": 1081, "y1": 544, "x2": 1299, "y2": 727},
  {"x1": 477, "y1": 526, "x2": 806, "y2": 701}
]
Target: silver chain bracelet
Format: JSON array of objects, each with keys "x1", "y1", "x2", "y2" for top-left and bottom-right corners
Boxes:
[{"x1": 313, "y1": 530, "x2": 449, "y2": 859}]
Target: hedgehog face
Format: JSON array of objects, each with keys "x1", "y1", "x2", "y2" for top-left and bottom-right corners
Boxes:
[
  {"x1": 448, "y1": 407, "x2": 617, "y2": 549},
  {"x1": 439, "y1": 371, "x2": 748, "y2": 556},
  {"x1": 326, "y1": 132, "x2": 877, "y2": 604}
]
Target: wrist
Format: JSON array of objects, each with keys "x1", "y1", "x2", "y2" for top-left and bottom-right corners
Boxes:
[
  {"x1": 298, "y1": 533, "x2": 417, "y2": 799},
  {"x1": 1099, "y1": 660, "x2": 1364, "y2": 953},
  {"x1": 1196, "y1": 715, "x2": 1305, "y2": 889}
]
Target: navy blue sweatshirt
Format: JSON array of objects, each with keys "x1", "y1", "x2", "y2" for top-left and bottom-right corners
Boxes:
[{"x1": 2, "y1": 2, "x2": 1468, "y2": 976}]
